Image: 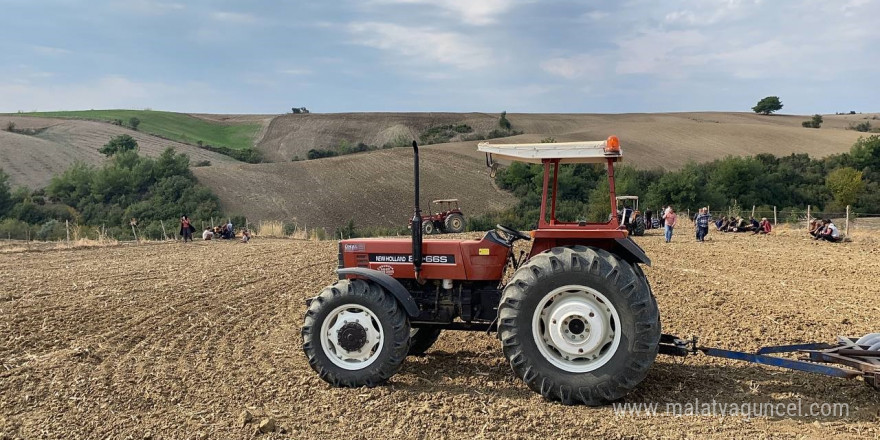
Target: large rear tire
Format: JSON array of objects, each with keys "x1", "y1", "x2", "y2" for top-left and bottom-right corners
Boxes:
[
  {"x1": 408, "y1": 327, "x2": 442, "y2": 356},
  {"x1": 444, "y1": 213, "x2": 465, "y2": 234},
  {"x1": 302, "y1": 279, "x2": 410, "y2": 387},
  {"x1": 498, "y1": 246, "x2": 660, "y2": 405}
]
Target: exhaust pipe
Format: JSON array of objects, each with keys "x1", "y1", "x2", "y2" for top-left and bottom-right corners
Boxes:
[{"x1": 410, "y1": 141, "x2": 423, "y2": 280}]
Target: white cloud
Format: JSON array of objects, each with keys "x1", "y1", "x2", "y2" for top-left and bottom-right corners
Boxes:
[
  {"x1": 663, "y1": 0, "x2": 761, "y2": 26},
  {"x1": 615, "y1": 30, "x2": 706, "y2": 75},
  {"x1": 371, "y1": 0, "x2": 520, "y2": 25},
  {"x1": 540, "y1": 54, "x2": 606, "y2": 79},
  {"x1": 115, "y1": 0, "x2": 185, "y2": 15},
  {"x1": 0, "y1": 76, "x2": 216, "y2": 112},
  {"x1": 32, "y1": 45, "x2": 71, "y2": 56},
  {"x1": 210, "y1": 11, "x2": 257, "y2": 24},
  {"x1": 279, "y1": 69, "x2": 312, "y2": 76},
  {"x1": 348, "y1": 22, "x2": 492, "y2": 70}
]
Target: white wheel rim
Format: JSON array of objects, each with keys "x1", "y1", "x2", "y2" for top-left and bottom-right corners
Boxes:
[
  {"x1": 320, "y1": 304, "x2": 384, "y2": 370},
  {"x1": 451, "y1": 218, "x2": 461, "y2": 229},
  {"x1": 532, "y1": 285, "x2": 622, "y2": 373}
]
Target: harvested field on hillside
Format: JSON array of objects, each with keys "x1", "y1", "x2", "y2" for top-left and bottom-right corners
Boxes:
[
  {"x1": 1, "y1": 231, "x2": 877, "y2": 439},
  {"x1": 258, "y1": 112, "x2": 868, "y2": 169},
  {"x1": 0, "y1": 116, "x2": 236, "y2": 188},
  {"x1": 193, "y1": 148, "x2": 516, "y2": 230}
]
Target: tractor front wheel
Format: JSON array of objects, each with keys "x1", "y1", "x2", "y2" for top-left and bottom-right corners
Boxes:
[
  {"x1": 632, "y1": 216, "x2": 645, "y2": 236},
  {"x1": 498, "y1": 246, "x2": 660, "y2": 405},
  {"x1": 444, "y1": 213, "x2": 465, "y2": 233},
  {"x1": 302, "y1": 279, "x2": 410, "y2": 387},
  {"x1": 408, "y1": 327, "x2": 442, "y2": 356},
  {"x1": 422, "y1": 220, "x2": 435, "y2": 235}
]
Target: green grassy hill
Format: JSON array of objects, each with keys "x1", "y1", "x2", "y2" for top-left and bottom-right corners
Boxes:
[{"x1": 8, "y1": 110, "x2": 261, "y2": 151}]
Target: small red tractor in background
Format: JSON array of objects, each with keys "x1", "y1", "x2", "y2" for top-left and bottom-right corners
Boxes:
[{"x1": 420, "y1": 199, "x2": 465, "y2": 235}]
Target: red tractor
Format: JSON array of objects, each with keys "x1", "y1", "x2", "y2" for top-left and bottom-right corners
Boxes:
[
  {"x1": 303, "y1": 137, "x2": 666, "y2": 405},
  {"x1": 420, "y1": 199, "x2": 465, "y2": 235}
]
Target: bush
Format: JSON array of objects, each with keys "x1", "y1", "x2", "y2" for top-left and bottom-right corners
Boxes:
[
  {"x1": 419, "y1": 124, "x2": 473, "y2": 145},
  {"x1": 5, "y1": 122, "x2": 15, "y2": 132},
  {"x1": 849, "y1": 121, "x2": 872, "y2": 132},
  {"x1": 129, "y1": 117, "x2": 141, "y2": 131},
  {"x1": 499, "y1": 111, "x2": 512, "y2": 130},
  {"x1": 198, "y1": 144, "x2": 262, "y2": 163},
  {"x1": 193, "y1": 160, "x2": 211, "y2": 167},
  {"x1": 0, "y1": 218, "x2": 35, "y2": 240},
  {"x1": 802, "y1": 114, "x2": 823, "y2": 128},
  {"x1": 307, "y1": 149, "x2": 338, "y2": 160}
]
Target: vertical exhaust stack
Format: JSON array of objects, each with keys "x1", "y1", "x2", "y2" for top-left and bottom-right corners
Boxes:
[{"x1": 410, "y1": 141, "x2": 423, "y2": 280}]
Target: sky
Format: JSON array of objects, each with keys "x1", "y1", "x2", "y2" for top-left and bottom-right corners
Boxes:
[{"x1": 1, "y1": 0, "x2": 878, "y2": 114}]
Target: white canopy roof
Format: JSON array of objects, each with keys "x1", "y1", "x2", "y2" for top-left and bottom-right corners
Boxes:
[{"x1": 477, "y1": 140, "x2": 622, "y2": 164}]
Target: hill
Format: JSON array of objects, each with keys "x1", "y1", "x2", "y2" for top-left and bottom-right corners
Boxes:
[
  {"x1": 257, "y1": 111, "x2": 873, "y2": 170},
  {"x1": 0, "y1": 116, "x2": 237, "y2": 188},
  {"x1": 192, "y1": 147, "x2": 516, "y2": 231},
  {"x1": 6, "y1": 110, "x2": 266, "y2": 151}
]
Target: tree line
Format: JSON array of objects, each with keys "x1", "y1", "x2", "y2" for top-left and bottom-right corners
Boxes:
[
  {"x1": 0, "y1": 135, "x2": 223, "y2": 240},
  {"x1": 468, "y1": 135, "x2": 880, "y2": 230}
]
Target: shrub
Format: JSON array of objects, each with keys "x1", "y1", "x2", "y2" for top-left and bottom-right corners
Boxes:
[
  {"x1": 5, "y1": 122, "x2": 15, "y2": 132},
  {"x1": 193, "y1": 160, "x2": 211, "y2": 167},
  {"x1": 419, "y1": 124, "x2": 473, "y2": 145},
  {"x1": 849, "y1": 121, "x2": 872, "y2": 132},
  {"x1": 129, "y1": 117, "x2": 141, "y2": 131},
  {"x1": 307, "y1": 149, "x2": 338, "y2": 160},
  {"x1": 499, "y1": 111, "x2": 512, "y2": 130},
  {"x1": 541, "y1": 137, "x2": 556, "y2": 143}
]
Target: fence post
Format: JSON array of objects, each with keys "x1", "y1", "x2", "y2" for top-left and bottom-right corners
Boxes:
[
  {"x1": 773, "y1": 206, "x2": 777, "y2": 226},
  {"x1": 751, "y1": 205, "x2": 755, "y2": 218},
  {"x1": 160, "y1": 220, "x2": 168, "y2": 240},
  {"x1": 806, "y1": 205, "x2": 811, "y2": 230},
  {"x1": 131, "y1": 223, "x2": 139, "y2": 242},
  {"x1": 845, "y1": 205, "x2": 850, "y2": 237},
  {"x1": 66, "y1": 220, "x2": 70, "y2": 247}
]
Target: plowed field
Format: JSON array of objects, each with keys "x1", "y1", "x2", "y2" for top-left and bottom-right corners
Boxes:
[{"x1": 1, "y1": 230, "x2": 877, "y2": 439}]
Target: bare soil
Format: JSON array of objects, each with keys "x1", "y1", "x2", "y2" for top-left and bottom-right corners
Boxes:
[{"x1": 1, "y1": 230, "x2": 877, "y2": 439}]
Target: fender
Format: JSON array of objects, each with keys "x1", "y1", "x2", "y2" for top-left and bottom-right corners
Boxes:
[
  {"x1": 613, "y1": 238, "x2": 651, "y2": 266},
  {"x1": 337, "y1": 268, "x2": 420, "y2": 317}
]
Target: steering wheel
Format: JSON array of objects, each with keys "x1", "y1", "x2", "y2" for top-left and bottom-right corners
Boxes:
[{"x1": 496, "y1": 224, "x2": 531, "y2": 243}]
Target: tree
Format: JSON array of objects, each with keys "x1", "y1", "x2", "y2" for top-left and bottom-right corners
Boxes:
[
  {"x1": 752, "y1": 96, "x2": 783, "y2": 115},
  {"x1": 499, "y1": 111, "x2": 512, "y2": 130},
  {"x1": 802, "y1": 114, "x2": 823, "y2": 128},
  {"x1": 825, "y1": 167, "x2": 865, "y2": 209},
  {"x1": 129, "y1": 117, "x2": 141, "y2": 131},
  {"x1": 98, "y1": 134, "x2": 138, "y2": 156},
  {"x1": 0, "y1": 168, "x2": 12, "y2": 218}
]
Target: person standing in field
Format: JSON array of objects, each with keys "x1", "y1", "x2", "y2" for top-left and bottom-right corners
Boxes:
[
  {"x1": 663, "y1": 206, "x2": 677, "y2": 243},
  {"x1": 180, "y1": 215, "x2": 194, "y2": 243},
  {"x1": 695, "y1": 207, "x2": 711, "y2": 242}
]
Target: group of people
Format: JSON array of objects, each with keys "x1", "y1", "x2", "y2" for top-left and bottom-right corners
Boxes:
[
  {"x1": 714, "y1": 215, "x2": 772, "y2": 235},
  {"x1": 179, "y1": 215, "x2": 251, "y2": 243},
  {"x1": 809, "y1": 218, "x2": 842, "y2": 242},
  {"x1": 651, "y1": 206, "x2": 773, "y2": 243}
]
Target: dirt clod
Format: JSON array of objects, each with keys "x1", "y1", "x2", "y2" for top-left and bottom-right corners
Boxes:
[
  {"x1": 258, "y1": 418, "x2": 275, "y2": 434},
  {"x1": 238, "y1": 410, "x2": 253, "y2": 427}
]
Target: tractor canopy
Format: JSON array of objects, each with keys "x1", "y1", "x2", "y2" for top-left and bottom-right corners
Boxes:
[{"x1": 479, "y1": 136, "x2": 644, "y2": 261}]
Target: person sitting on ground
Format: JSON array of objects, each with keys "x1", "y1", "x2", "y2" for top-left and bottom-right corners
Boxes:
[
  {"x1": 808, "y1": 219, "x2": 824, "y2": 238},
  {"x1": 716, "y1": 216, "x2": 728, "y2": 231},
  {"x1": 202, "y1": 228, "x2": 214, "y2": 241},
  {"x1": 240, "y1": 228, "x2": 251, "y2": 243},
  {"x1": 815, "y1": 219, "x2": 842, "y2": 242},
  {"x1": 733, "y1": 217, "x2": 748, "y2": 232},
  {"x1": 755, "y1": 217, "x2": 772, "y2": 235},
  {"x1": 749, "y1": 216, "x2": 760, "y2": 232}
]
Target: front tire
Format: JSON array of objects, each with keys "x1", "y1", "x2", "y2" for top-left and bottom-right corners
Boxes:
[
  {"x1": 408, "y1": 327, "x2": 442, "y2": 356},
  {"x1": 444, "y1": 213, "x2": 465, "y2": 233},
  {"x1": 302, "y1": 279, "x2": 410, "y2": 387},
  {"x1": 422, "y1": 220, "x2": 435, "y2": 235},
  {"x1": 498, "y1": 246, "x2": 660, "y2": 405},
  {"x1": 632, "y1": 216, "x2": 645, "y2": 236}
]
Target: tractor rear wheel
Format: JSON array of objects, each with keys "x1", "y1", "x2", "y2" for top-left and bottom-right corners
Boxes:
[
  {"x1": 422, "y1": 220, "x2": 435, "y2": 235},
  {"x1": 444, "y1": 213, "x2": 465, "y2": 233},
  {"x1": 408, "y1": 327, "x2": 442, "y2": 356},
  {"x1": 302, "y1": 279, "x2": 410, "y2": 387},
  {"x1": 632, "y1": 216, "x2": 645, "y2": 236},
  {"x1": 498, "y1": 246, "x2": 660, "y2": 405}
]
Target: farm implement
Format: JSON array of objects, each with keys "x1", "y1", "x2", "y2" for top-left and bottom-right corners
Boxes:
[{"x1": 301, "y1": 137, "x2": 878, "y2": 405}]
